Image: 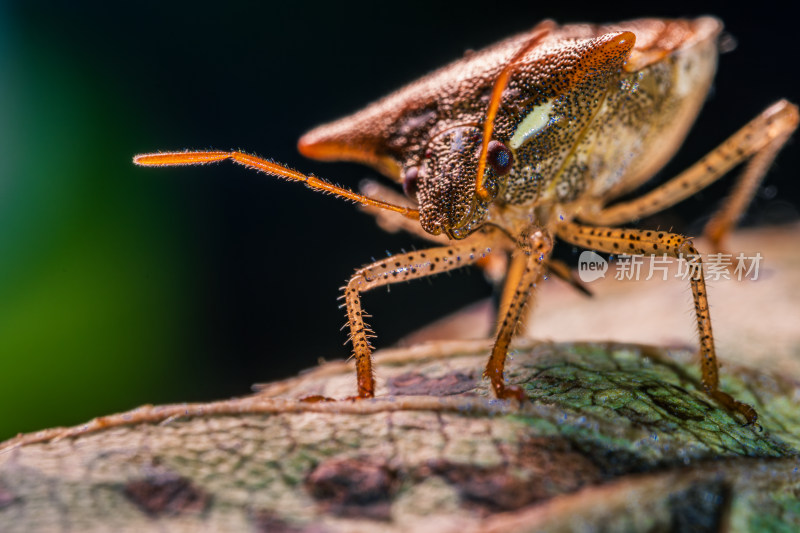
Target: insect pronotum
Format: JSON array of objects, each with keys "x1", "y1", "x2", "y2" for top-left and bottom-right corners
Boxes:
[{"x1": 135, "y1": 17, "x2": 798, "y2": 425}]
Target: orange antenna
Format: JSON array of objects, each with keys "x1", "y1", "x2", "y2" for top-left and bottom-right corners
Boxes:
[
  {"x1": 474, "y1": 23, "x2": 554, "y2": 201},
  {"x1": 134, "y1": 151, "x2": 420, "y2": 220}
]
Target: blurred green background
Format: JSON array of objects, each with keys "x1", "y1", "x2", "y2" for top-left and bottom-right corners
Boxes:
[{"x1": 1, "y1": 1, "x2": 797, "y2": 441}]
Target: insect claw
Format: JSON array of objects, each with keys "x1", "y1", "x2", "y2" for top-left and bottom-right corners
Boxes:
[{"x1": 741, "y1": 419, "x2": 762, "y2": 432}]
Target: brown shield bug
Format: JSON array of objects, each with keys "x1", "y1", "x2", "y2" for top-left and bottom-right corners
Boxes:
[{"x1": 135, "y1": 17, "x2": 798, "y2": 424}]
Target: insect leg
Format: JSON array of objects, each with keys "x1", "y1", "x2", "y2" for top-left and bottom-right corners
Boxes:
[
  {"x1": 703, "y1": 124, "x2": 794, "y2": 249},
  {"x1": 485, "y1": 229, "x2": 552, "y2": 400},
  {"x1": 358, "y1": 183, "x2": 587, "y2": 299},
  {"x1": 579, "y1": 100, "x2": 798, "y2": 249},
  {"x1": 496, "y1": 252, "x2": 530, "y2": 331},
  {"x1": 544, "y1": 258, "x2": 593, "y2": 297},
  {"x1": 556, "y1": 221, "x2": 758, "y2": 424},
  {"x1": 344, "y1": 240, "x2": 494, "y2": 398}
]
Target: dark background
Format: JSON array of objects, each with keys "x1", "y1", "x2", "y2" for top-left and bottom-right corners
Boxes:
[{"x1": 1, "y1": 1, "x2": 797, "y2": 440}]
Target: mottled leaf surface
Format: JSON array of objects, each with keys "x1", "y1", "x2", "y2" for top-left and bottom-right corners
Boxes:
[{"x1": 1, "y1": 337, "x2": 799, "y2": 532}]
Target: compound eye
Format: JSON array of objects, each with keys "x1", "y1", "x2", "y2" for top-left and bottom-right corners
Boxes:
[
  {"x1": 487, "y1": 140, "x2": 513, "y2": 175},
  {"x1": 402, "y1": 166, "x2": 419, "y2": 199}
]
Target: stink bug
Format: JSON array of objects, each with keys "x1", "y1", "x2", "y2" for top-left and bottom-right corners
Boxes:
[{"x1": 135, "y1": 17, "x2": 798, "y2": 424}]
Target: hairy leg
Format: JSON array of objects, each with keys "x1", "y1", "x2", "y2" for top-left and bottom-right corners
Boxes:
[
  {"x1": 485, "y1": 229, "x2": 553, "y2": 400},
  {"x1": 344, "y1": 238, "x2": 495, "y2": 398},
  {"x1": 579, "y1": 100, "x2": 798, "y2": 250},
  {"x1": 556, "y1": 221, "x2": 757, "y2": 424}
]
